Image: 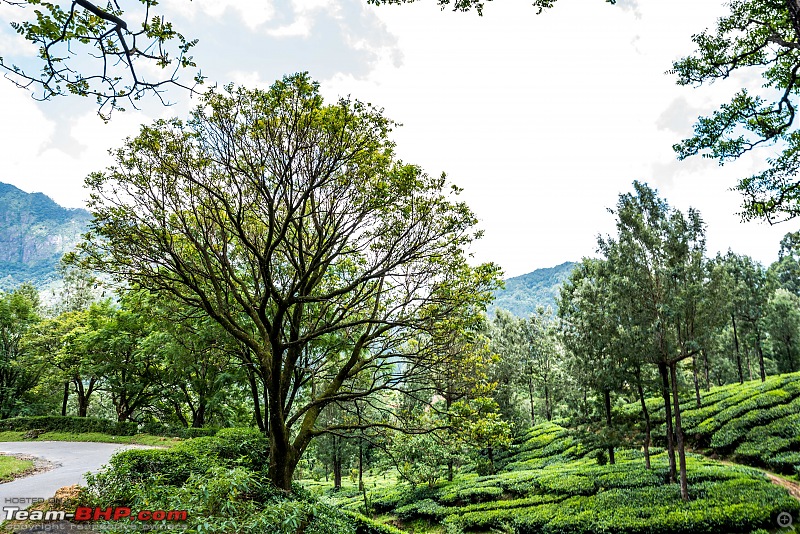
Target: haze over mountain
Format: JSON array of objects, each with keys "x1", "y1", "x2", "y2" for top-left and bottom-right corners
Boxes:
[
  {"x1": 0, "y1": 181, "x2": 575, "y2": 318},
  {"x1": 0, "y1": 182, "x2": 91, "y2": 292},
  {"x1": 490, "y1": 261, "x2": 577, "y2": 318}
]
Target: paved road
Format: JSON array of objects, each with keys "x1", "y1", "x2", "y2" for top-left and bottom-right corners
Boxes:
[{"x1": 0, "y1": 442, "x2": 148, "y2": 510}]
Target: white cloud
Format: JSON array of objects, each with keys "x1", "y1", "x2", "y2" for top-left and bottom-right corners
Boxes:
[
  {"x1": 162, "y1": 0, "x2": 275, "y2": 30},
  {"x1": 0, "y1": 82, "x2": 148, "y2": 208},
  {"x1": 267, "y1": 17, "x2": 314, "y2": 38}
]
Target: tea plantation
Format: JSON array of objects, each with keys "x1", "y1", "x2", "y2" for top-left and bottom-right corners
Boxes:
[
  {"x1": 620, "y1": 371, "x2": 800, "y2": 476},
  {"x1": 26, "y1": 375, "x2": 800, "y2": 534},
  {"x1": 324, "y1": 421, "x2": 799, "y2": 533}
]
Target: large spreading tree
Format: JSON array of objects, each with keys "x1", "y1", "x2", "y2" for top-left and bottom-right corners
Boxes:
[{"x1": 80, "y1": 73, "x2": 499, "y2": 489}]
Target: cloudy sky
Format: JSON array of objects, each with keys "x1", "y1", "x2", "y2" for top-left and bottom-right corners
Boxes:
[{"x1": 0, "y1": 0, "x2": 793, "y2": 277}]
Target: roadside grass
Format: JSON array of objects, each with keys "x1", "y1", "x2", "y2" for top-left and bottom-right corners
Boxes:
[
  {"x1": 0, "y1": 431, "x2": 180, "y2": 447},
  {"x1": 0, "y1": 455, "x2": 34, "y2": 482}
]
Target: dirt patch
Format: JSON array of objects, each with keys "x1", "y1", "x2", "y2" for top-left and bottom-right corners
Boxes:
[
  {"x1": 765, "y1": 472, "x2": 800, "y2": 501},
  {"x1": 711, "y1": 456, "x2": 800, "y2": 502}
]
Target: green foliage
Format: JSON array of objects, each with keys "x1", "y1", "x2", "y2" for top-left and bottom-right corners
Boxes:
[
  {"x1": 341, "y1": 511, "x2": 406, "y2": 534},
  {"x1": 622, "y1": 372, "x2": 800, "y2": 475},
  {"x1": 672, "y1": 2, "x2": 800, "y2": 222},
  {"x1": 324, "y1": 421, "x2": 799, "y2": 533},
  {"x1": 82, "y1": 72, "x2": 501, "y2": 489},
  {"x1": 86, "y1": 428, "x2": 362, "y2": 533},
  {"x1": 1, "y1": 0, "x2": 201, "y2": 118},
  {"x1": 139, "y1": 422, "x2": 219, "y2": 439},
  {"x1": 0, "y1": 284, "x2": 41, "y2": 417}
]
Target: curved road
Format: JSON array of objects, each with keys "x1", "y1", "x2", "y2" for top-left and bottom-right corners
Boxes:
[{"x1": 0, "y1": 442, "x2": 148, "y2": 511}]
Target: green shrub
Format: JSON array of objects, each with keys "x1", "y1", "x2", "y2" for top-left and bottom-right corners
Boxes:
[
  {"x1": 535, "y1": 473, "x2": 596, "y2": 495},
  {"x1": 438, "y1": 485, "x2": 503, "y2": 505},
  {"x1": 709, "y1": 395, "x2": 800, "y2": 449},
  {"x1": 140, "y1": 421, "x2": 219, "y2": 438},
  {"x1": 394, "y1": 498, "x2": 449, "y2": 520},
  {"x1": 696, "y1": 389, "x2": 792, "y2": 438},
  {"x1": 341, "y1": 511, "x2": 406, "y2": 534},
  {"x1": 767, "y1": 451, "x2": 800, "y2": 474}
]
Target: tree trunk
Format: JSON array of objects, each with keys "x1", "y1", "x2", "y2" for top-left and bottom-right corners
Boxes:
[
  {"x1": 691, "y1": 354, "x2": 702, "y2": 408},
  {"x1": 527, "y1": 376, "x2": 536, "y2": 426},
  {"x1": 332, "y1": 436, "x2": 342, "y2": 491},
  {"x1": 732, "y1": 314, "x2": 743, "y2": 384},
  {"x1": 544, "y1": 381, "x2": 552, "y2": 422},
  {"x1": 756, "y1": 330, "x2": 766, "y2": 382},
  {"x1": 787, "y1": 0, "x2": 800, "y2": 41},
  {"x1": 193, "y1": 401, "x2": 206, "y2": 428},
  {"x1": 61, "y1": 382, "x2": 69, "y2": 416},
  {"x1": 268, "y1": 401, "x2": 297, "y2": 491},
  {"x1": 669, "y1": 363, "x2": 689, "y2": 500},
  {"x1": 658, "y1": 362, "x2": 677, "y2": 483},
  {"x1": 635, "y1": 373, "x2": 651, "y2": 470},
  {"x1": 358, "y1": 438, "x2": 364, "y2": 492},
  {"x1": 171, "y1": 400, "x2": 189, "y2": 428},
  {"x1": 246, "y1": 368, "x2": 264, "y2": 432},
  {"x1": 603, "y1": 388, "x2": 615, "y2": 465},
  {"x1": 702, "y1": 349, "x2": 710, "y2": 391},
  {"x1": 582, "y1": 388, "x2": 588, "y2": 419}
]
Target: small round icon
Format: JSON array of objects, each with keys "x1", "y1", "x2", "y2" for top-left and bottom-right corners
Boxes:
[{"x1": 777, "y1": 511, "x2": 793, "y2": 528}]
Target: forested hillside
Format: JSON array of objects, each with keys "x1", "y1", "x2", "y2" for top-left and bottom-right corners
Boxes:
[
  {"x1": 490, "y1": 261, "x2": 576, "y2": 317},
  {"x1": 0, "y1": 182, "x2": 90, "y2": 291}
]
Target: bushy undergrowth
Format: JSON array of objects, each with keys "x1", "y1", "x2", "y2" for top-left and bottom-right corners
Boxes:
[
  {"x1": 326, "y1": 420, "x2": 800, "y2": 534},
  {"x1": 85, "y1": 428, "x2": 360, "y2": 533}
]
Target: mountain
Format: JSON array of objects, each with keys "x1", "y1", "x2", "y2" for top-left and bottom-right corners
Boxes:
[
  {"x1": 489, "y1": 261, "x2": 577, "y2": 318},
  {"x1": 0, "y1": 182, "x2": 91, "y2": 292}
]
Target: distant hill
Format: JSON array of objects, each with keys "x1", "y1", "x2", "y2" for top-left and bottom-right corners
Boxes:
[
  {"x1": 0, "y1": 182, "x2": 91, "y2": 292},
  {"x1": 490, "y1": 261, "x2": 577, "y2": 318}
]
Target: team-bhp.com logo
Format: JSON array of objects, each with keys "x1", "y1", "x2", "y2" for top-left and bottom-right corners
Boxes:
[{"x1": 4, "y1": 506, "x2": 188, "y2": 522}]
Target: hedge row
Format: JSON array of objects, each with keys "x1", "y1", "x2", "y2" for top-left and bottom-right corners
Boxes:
[
  {"x1": 139, "y1": 421, "x2": 219, "y2": 438},
  {"x1": 0, "y1": 416, "x2": 137, "y2": 435},
  {"x1": 0, "y1": 416, "x2": 223, "y2": 439}
]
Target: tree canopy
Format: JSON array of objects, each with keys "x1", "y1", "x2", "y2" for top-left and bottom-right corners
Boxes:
[
  {"x1": 673, "y1": 1, "x2": 800, "y2": 222},
  {"x1": 80, "y1": 72, "x2": 500, "y2": 489},
  {"x1": 0, "y1": 0, "x2": 202, "y2": 118}
]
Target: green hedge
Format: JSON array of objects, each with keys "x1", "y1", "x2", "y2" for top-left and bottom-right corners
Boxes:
[
  {"x1": 0, "y1": 416, "x2": 137, "y2": 435},
  {"x1": 139, "y1": 421, "x2": 219, "y2": 438}
]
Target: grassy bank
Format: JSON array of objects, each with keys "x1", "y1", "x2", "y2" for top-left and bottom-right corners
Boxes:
[
  {"x1": 0, "y1": 455, "x2": 34, "y2": 482},
  {"x1": 0, "y1": 431, "x2": 180, "y2": 447}
]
